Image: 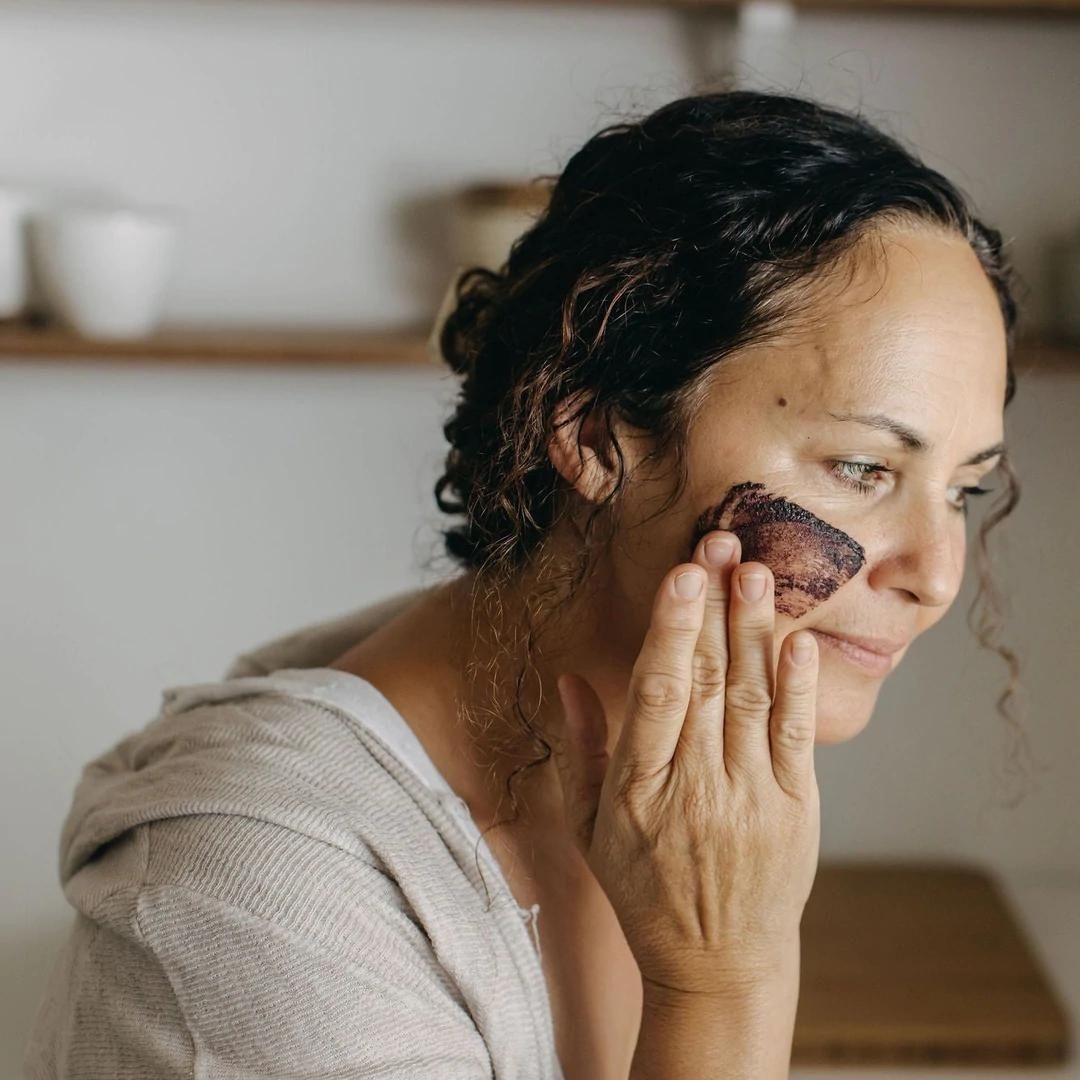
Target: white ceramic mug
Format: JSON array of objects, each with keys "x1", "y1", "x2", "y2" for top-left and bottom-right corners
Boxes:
[
  {"x1": 453, "y1": 181, "x2": 552, "y2": 273},
  {"x1": 28, "y1": 203, "x2": 182, "y2": 339}
]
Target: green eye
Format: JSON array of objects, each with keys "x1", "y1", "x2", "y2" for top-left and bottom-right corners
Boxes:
[
  {"x1": 829, "y1": 460, "x2": 890, "y2": 494},
  {"x1": 949, "y1": 485, "x2": 994, "y2": 514},
  {"x1": 829, "y1": 460, "x2": 995, "y2": 516}
]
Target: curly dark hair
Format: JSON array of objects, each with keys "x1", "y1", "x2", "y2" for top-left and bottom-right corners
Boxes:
[{"x1": 431, "y1": 87, "x2": 1035, "y2": 906}]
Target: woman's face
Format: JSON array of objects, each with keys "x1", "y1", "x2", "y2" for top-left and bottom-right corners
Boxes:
[{"x1": 605, "y1": 224, "x2": 1009, "y2": 744}]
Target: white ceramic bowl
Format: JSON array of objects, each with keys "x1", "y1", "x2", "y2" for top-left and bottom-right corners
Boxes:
[{"x1": 28, "y1": 204, "x2": 181, "y2": 339}]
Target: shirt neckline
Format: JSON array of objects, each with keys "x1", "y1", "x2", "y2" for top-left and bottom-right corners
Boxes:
[
  {"x1": 249, "y1": 665, "x2": 545, "y2": 941},
  {"x1": 268, "y1": 666, "x2": 464, "y2": 798}
]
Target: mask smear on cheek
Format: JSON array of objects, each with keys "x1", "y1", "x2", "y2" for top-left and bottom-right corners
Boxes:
[{"x1": 692, "y1": 481, "x2": 866, "y2": 618}]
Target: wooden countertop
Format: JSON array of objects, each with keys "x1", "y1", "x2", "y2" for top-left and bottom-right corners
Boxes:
[{"x1": 793, "y1": 867, "x2": 1079, "y2": 1078}]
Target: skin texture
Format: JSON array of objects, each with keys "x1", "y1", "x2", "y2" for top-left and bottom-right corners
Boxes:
[
  {"x1": 332, "y1": 219, "x2": 1009, "y2": 824},
  {"x1": 689, "y1": 481, "x2": 866, "y2": 619},
  {"x1": 328, "y1": 219, "x2": 1010, "y2": 1079},
  {"x1": 550, "y1": 220, "x2": 1009, "y2": 764}
]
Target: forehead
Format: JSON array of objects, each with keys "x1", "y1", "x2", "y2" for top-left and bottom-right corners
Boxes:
[{"x1": 711, "y1": 224, "x2": 1009, "y2": 436}]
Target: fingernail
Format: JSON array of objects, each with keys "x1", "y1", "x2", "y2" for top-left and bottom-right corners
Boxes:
[
  {"x1": 739, "y1": 572, "x2": 767, "y2": 601},
  {"x1": 792, "y1": 633, "x2": 815, "y2": 665},
  {"x1": 674, "y1": 570, "x2": 704, "y2": 599},
  {"x1": 704, "y1": 537, "x2": 734, "y2": 566}
]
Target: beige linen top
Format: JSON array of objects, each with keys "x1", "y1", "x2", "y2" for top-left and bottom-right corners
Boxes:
[{"x1": 23, "y1": 588, "x2": 563, "y2": 1079}]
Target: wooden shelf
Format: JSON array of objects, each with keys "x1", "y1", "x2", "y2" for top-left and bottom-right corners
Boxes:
[
  {"x1": 0, "y1": 319, "x2": 1075, "y2": 371},
  {"x1": 1011, "y1": 336, "x2": 1080, "y2": 372},
  {"x1": 0, "y1": 320, "x2": 437, "y2": 367},
  {"x1": 668, "y1": 0, "x2": 1080, "y2": 10},
  {"x1": 448, "y1": 0, "x2": 1080, "y2": 11}
]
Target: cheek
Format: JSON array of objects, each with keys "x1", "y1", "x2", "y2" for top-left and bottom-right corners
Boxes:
[
  {"x1": 692, "y1": 481, "x2": 865, "y2": 619},
  {"x1": 737, "y1": 521, "x2": 863, "y2": 618}
]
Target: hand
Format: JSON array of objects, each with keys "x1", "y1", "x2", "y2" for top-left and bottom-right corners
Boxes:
[{"x1": 552, "y1": 531, "x2": 821, "y2": 996}]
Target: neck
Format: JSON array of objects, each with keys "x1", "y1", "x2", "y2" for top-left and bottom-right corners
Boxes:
[{"x1": 363, "y1": 550, "x2": 632, "y2": 842}]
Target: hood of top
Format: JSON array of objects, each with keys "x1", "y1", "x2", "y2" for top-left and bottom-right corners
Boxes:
[{"x1": 57, "y1": 586, "x2": 427, "y2": 889}]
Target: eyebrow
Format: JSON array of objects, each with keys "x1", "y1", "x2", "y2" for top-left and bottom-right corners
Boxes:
[{"x1": 825, "y1": 410, "x2": 1006, "y2": 467}]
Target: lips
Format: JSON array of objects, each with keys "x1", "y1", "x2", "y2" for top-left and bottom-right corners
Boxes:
[
  {"x1": 814, "y1": 630, "x2": 909, "y2": 656},
  {"x1": 807, "y1": 626, "x2": 907, "y2": 673}
]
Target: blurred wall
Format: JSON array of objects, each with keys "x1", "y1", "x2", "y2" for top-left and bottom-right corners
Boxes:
[{"x1": 2, "y1": 0, "x2": 1079, "y2": 1067}]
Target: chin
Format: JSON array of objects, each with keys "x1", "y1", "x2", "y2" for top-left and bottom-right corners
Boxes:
[
  {"x1": 811, "y1": 669, "x2": 885, "y2": 745},
  {"x1": 814, "y1": 710, "x2": 874, "y2": 744}
]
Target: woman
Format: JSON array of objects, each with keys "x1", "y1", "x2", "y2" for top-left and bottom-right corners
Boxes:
[{"x1": 25, "y1": 89, "x2": 1020, "y2": 1080}]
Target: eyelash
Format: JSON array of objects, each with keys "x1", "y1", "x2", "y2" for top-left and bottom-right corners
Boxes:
[{"x1": 829, "y1": 460, "x2": 995, "y2": 515}]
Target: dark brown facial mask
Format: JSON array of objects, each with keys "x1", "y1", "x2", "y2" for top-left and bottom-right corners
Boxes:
[{"x1": 691, "y1": 481, "x2": 866, "y2": 618}]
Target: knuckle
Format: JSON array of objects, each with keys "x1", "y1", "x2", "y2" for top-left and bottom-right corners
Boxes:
[
  {"x1": 656, "y1": 617, "x2": 701, "y2": 645},
  {"x1": 725, "y1": 677, "x2": 773, "y2": 714},
  {"x1": 631, "y1": 670, "x2": 687, "y2": 714},
  {"x1": 690, "y1": 652, "x2": 727, "y2": 700},
  {"x1": 613, "y1": 767, "x2": 664, "y2": 830},
  {"x1": 733, "y1": 608, "x2": 775, "y2": 633},
  {"x1": 702, "y1": 589, "x2": 731, "y2": 615},
  {"x1": 771, "y1": 719, "x2": 816, "y2": 752},
  {"x1": 781, "y1": 677, "x2": 817, "y2": 703}
]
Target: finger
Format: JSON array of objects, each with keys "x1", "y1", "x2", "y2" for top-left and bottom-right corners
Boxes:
[
  {"x1": 770, "y1": 631, "x2": 819, "y2": 797},
  {"x1": 554, "y1": 673, "x2": 610, "y2": 856},
  {"x1": 723, "y1": 561, "x2": 777, "y2": 779},
  {"x1": 677, "y1": 529, "x2": 741, "y2": 765},
  {"x1": 613, "y1": 563, "x2": 707, "y2": 789}
]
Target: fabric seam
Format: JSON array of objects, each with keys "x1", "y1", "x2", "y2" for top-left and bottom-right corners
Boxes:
[{"x1": 131, "y1": 820, "x2": 200, "y2": 1078}]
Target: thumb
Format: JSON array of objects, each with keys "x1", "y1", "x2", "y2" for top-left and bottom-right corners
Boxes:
[{"x1": 553, "y1": 672, "x2": 610, "y2": 859}]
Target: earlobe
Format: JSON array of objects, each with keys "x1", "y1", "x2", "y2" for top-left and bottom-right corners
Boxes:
[{"x1": 547, "y1": 392, "x2": 615, "y2": 505}]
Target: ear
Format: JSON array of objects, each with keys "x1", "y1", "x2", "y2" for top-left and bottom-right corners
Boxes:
[{"x1": 547, "y1": 391, "x2": 617, "y2": 505}]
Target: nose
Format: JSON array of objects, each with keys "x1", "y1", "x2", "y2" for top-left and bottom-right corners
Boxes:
[{"x1": 868, "y1": 502, "x2": 963, "y2": 608}]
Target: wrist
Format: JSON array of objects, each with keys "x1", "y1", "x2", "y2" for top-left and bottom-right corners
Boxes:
[{"x1": 641, "y1": 933, "x2": 801, "y2": 1008}]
